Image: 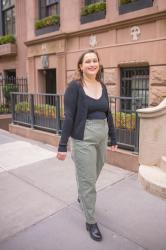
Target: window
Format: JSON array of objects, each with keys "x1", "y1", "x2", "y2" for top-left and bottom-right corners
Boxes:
[
  {"x1": 120, "y1": 67, "x2": 149, "y2": 111},
  {"x1": 39, "y1": 0, "x2": 59, "y2": 19},
  {"x1": 119, "y1": 0, "x2": 154, "y2": 15},
  {"x1": 85, "y1": 0, "x2": 106, "y2": 5},
  {"x1": 85, "y1": 0, "x2": 102, "y2": 5},
  {"x1": 2, "y1": 0, "x2": 15, "y2": 35}
]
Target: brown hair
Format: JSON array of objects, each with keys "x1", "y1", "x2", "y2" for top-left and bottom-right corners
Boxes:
[{"x1": 73, "y1": 49, "x2": 103, "y2": 85}]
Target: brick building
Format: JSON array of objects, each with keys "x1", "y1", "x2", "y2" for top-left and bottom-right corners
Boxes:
[
  {"x1": 0, "y1": 0, "x2": 166, "y2": 105},
  {"x1": 0, "y1": 0, "x2": 27, "y2": 78}
]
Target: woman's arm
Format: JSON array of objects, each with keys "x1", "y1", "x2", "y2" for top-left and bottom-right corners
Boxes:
[
  {"x1": 58, "y1": 81, "x2": 78, "y2": 153},
  {"x1": 102, "y1": 84, "x2": 117, "y2": 146}
]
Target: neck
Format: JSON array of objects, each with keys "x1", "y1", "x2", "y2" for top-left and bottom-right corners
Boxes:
[{"x1": 83, "y1": 74, "x2": 97, "y2": 84}]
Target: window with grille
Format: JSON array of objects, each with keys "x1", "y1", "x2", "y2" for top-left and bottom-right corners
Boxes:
[
  {"x1": 85, "y1": 0, "x2": 105, "y2": 5},
  {"x1": 39, "y1": 0, "x2": 59, "y2": 19},
  {"x1": 120, "y1": 67, "x2": 149, "y2": 111},
  {"x1": 2, "y1": 0, "x2": 15, "y2": 35}
]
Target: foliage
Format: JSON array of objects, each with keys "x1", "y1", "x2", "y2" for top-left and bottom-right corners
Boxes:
[
  {"x1": 81, "y1": 1, "x2": 106, "y2": 16},
  {"x1": 2, "y1": 84, "x2": 19, "y2": 104},
  {"x1": 35, "y1": 15, "x2": 60, "y2": 30},
  {"x1": 15, "y1": 102, "x2": 64, "y2": 118},
  {"x1": 0, "y1": 34, "x2": 15, "y2": 45},
  {"x1": 34, "y1": 104, "x2": 56, "y2": 117},
  {"x1": 15, "y1": 102, "x2": 30, "y2": 113},
  {"x1": 0, "y1": 104, "x2": 9, "y2": 114},
  {"x1": 112, "y1": 112, "x2": 136, "y2": 130}
]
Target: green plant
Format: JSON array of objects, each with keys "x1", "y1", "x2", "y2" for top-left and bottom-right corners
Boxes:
[
  {"x1": 112, "y1": 112, "x2": 136, "y2": 130},
  {"x1": 2, "y1": 84, "x2": 19, "y2": 106},
  {"x1": 15, "y1": 102, "x2": 30, "y2": 113},
  {"x1": 0, "y1": 34, "x2": 15, "y2": 45},
  {"x1": 0, "y1": 104, "x2": 9, "y2": 114},
  {"x1": 81, "y1": 1, "x2": 106, "y2": 16},
  {"x1": 34, "y1": 104, "x2": 56, "y2": 117},
  {"x1": 15, "y1": 102, "x2": 64, "y2": 119},
  {"x1": 35, "y1": 15, "x2": 60, "y2": 30}
]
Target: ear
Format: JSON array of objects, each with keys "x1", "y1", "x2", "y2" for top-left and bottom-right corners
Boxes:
[{"x1": 79, "y1": 64, "x2": 83, "y2": 71}]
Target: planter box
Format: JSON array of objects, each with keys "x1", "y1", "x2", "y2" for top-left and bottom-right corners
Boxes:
[
  {"x1": 80, "y1": 10, "x2": 106, "y2": 24},
  {"x1": 35, "y1": 24, "x2": 60, "y2": 36},
  {"x1": 0, "y1": 43, "x2": 17, "y2": 57},
  {"x1": 119, "y1": 0, "x2": 153, "y2": 15}
]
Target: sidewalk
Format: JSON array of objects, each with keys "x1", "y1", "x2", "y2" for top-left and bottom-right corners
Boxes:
[{"x1": 0, "y1": 129, "x2": 166, "y2": 250}]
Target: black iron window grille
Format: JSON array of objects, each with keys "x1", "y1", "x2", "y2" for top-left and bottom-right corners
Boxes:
[{"x1": 120, "y1": 67, "x2": 149, "y2": 112}]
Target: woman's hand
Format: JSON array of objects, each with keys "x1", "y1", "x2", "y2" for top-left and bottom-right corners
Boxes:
[
  {"x1": 111, "y1": 145, "x2": 118, "y2": 152},
  {"x1": 57, "y1": 152, "x2": 67, "y2": 161}
]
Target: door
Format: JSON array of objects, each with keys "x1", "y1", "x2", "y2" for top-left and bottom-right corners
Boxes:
[{"x1": 45, "y1": 69, "x2": 56, "y2": 105}]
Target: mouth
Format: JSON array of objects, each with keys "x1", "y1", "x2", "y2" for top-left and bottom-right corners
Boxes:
[{"x1": 88, "y1": 67, "x2": 97, "y2": 71}]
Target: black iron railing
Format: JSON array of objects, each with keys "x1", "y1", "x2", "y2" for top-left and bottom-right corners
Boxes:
[
  {"x1": 109, "y1": 96, "x2": 142, "y2": 152},
  {"x1": 11, "y1": 92, "x2": 64, "y2": 134},
  {"x1": 0, "y1": 77, "x2": 28, "y2": 114},
  {"x1": 11, "y1": 92, "x2": 142, "y2": 152}
]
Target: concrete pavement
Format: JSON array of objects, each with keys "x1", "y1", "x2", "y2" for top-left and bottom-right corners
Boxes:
[{"x1": 0, "y1": 129, "x2": 166, "y2": 250}]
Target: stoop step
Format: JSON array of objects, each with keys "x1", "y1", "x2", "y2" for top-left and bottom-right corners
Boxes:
[
  {"x1": 160, "y1": 156, "x2": 166, "y2": 172},
  {"x1": 139, "y1": 165, "x2": 166, "y2": 199}
]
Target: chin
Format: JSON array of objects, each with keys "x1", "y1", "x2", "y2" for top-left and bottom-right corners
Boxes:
[{"x1": 87, "y1": 71, "x2": 97, "y2": 76}]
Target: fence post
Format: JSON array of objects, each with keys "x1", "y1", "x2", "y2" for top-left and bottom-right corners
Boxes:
[
  {"x1": 30, "y1": 94, "x2": 35, "y2": 128},
  {"x1": 134, "y1": 112, "x2": 139, "y2": 153},
  {"x1": 55, "y1": 95, "x2": 60, "y2": 134},
  {"x1": 10, "y1": 92, "x2": 15, "y2": 123},
  {"x1": 134, "y1": 98, "x2": 142, "y2": 153}
]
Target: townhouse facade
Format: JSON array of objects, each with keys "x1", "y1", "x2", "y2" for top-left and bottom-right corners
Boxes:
[
  {"x1": 0, "y1": 0, "x2": 27, "y2": 78},
  {"x1": 0, "y1": 0, "x2": 166, "y2": 106}
]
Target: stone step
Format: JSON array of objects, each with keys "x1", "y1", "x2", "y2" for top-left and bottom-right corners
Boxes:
[
  {"x1": 139, "y1": 165, "x2": 166, "y2": 199},
  {"x1": 160, "y1": 156, "x2": 166, "y2": 172}
]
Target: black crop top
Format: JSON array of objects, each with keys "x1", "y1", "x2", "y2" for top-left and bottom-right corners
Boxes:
[{"x1": 85, "y1": 88, "x2": 108, "y2": 120}]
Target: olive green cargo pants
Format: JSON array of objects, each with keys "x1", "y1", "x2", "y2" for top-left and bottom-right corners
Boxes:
[{"x1": 71, "y1": 119, "x2": 108, "y2": 224}]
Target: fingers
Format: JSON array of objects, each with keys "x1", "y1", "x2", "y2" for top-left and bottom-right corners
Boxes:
[
  {"x1": 111, "y1": 145, "x2": 118, "y2": 152},
  {"x1": 57, "y1": 152, "x2": 67, "y2": 161}
]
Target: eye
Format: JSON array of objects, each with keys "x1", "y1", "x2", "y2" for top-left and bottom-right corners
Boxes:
[
  {"x1": 83, "y1": 59, "x2": 89, "y2": 64},
  {"x1": 93, "y1": 59, "x2": 98, "y2": 63}
]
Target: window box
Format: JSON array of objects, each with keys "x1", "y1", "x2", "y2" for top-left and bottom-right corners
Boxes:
[
  {"x1": 80, "y1": 1, "x2": 106, "y2": 24},
  {"x1": 35, "y1": 24, "x2": 60, "y2": 36},
  {"x1": 35, "y1": 15, "x2": 60, "y2": 36},
  {"x1": 80, "y1": 10, "x2": 106, "y2": 24},
  {"x1": 0, "y1": 43, "x2": 17, "y2": 57},
  {"x1": 119, "y1": 0, "x2": 154, "y2": 15}
]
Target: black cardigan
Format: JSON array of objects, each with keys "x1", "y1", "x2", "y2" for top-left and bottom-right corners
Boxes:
[{"x1": 58, "y1": 80, "x2": 117, "y2": 152}]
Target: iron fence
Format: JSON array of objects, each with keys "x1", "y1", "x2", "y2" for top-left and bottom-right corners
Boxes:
[
  {"x1": 11, "y1": 92, "x2": 142, "y2": 152},
  {"x1": 0, "y1": 77, "x2": 28, "y2": 114},
  {"x1": 11, "y1": 92, "x2": 64, "y2": 134},
  {"x1": 109, "y1": 96, "x2": 142, "y2": 152}
]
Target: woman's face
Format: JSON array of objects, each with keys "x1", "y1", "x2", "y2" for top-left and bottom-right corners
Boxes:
[{"x1": 80, "y1": 52, "x2": 99, "y2": 79}]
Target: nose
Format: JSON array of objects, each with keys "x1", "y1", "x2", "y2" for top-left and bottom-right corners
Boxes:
[{"x1": 89, "y1": 61, "x2": 96, "y2": 67}]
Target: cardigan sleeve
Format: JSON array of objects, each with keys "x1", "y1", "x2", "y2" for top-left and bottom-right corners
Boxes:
[
  {"x1": 58, "y1": 81, "x2": 78, "y2": 152},
  {"x1": 103, "y1": 84, "x2": 117, "y2": 146}
]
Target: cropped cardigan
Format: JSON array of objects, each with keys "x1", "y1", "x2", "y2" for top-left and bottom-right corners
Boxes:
[{"x1": 58, "y1": 80, "x2": 117, "y2": 152}]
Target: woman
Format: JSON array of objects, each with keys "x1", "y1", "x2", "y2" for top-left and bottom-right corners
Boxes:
[{"x1": 57, "y1": 49, "x2": 117, "y2": 241}]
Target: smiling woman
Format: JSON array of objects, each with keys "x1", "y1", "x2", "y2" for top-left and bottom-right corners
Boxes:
[{"x1": 56, "y1": 49, "x2": 117, "y2": 242}]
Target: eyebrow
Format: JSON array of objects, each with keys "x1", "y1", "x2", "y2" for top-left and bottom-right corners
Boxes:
[{"x1": 84, "y1": 58, "x2": 98, "y2": 62}]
